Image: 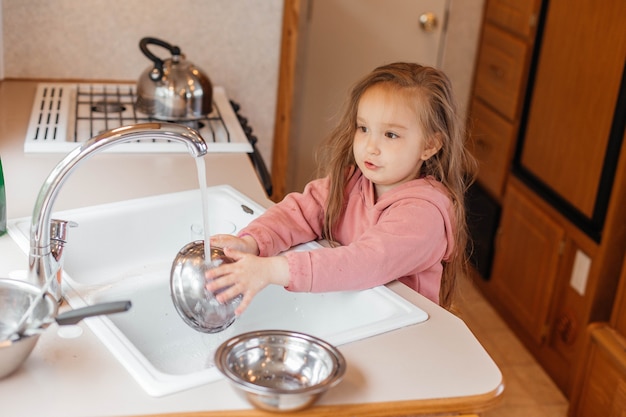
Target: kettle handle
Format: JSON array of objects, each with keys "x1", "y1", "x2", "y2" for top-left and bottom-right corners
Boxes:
[{"x1": 139, "y1": 37, "x2": 182, "y2": 82}]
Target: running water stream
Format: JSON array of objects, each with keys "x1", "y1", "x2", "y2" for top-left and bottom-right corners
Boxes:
[
  {"x1": 195, "y1": 157, "x2": 212, "y2": 262},
  {"x1": 176, "y1": 156, "x2": 241, "y2": 332}
]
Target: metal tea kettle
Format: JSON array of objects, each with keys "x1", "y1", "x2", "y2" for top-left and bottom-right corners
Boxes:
[{"x1": 136, "y1": 37, "x2": 213, "y2": 120}]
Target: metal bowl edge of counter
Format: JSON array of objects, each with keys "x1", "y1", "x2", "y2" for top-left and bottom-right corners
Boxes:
[
  {"x1": 214, "y1": 330, "x2": 347, "y2": 413},
  {"x1": 0, "y1": 279, "x2": 57, "y2": 378}
]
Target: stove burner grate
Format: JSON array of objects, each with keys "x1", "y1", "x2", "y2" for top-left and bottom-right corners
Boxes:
[{"x1": 73, "y1": 84, "x2": 230, "y2": 143}]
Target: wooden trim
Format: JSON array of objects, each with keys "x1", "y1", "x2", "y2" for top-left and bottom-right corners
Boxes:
[
  {"x1": 138, "y1": 376, "x2": 503, "y2": 417},
  {"x1": 270, "y1": 0, "x2": 301, "y2": 202},
  {"x1": 146, "y1": 412, "x2": 482, "y2": 417},
  {"x1": 589, "y1": 325, "x2": 626, "y2": 376},
  {"x1": 148, "y1": 410, "x2": 483, "y2": 417},
  {"x1": 143, "y1": 389, "x2": 502, "y2": 417}
]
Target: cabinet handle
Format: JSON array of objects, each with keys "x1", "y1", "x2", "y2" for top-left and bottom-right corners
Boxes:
[
  {"x1": 475, "y1": 138, "x2": 492, "y2": 152},
  {"x1": 488, "y1": 64, "x2": 505, "y2": 78},
  {"x1": 555, "y1": 312, "x2": 579, "y2": 345}
]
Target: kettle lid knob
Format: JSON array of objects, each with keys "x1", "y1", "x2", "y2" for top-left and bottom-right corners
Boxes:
[
  {"x1": 149, "y1": 67, "x2": 162, "y2": 81},
  {"x1": 139, "y1": 37, "x2": 182, "y2": 82}
]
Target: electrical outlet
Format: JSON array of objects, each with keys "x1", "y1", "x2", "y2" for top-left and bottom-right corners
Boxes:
[{"x1": 570, "y1": 250, "x2": 591, "y2": 296}]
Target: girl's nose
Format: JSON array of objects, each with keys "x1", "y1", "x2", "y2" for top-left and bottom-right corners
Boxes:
[{"x1": 365, "y1": 135, "x2": 380, "y2": 154}]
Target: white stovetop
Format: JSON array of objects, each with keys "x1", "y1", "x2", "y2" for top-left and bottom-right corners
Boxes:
[{"x1": 24, "y1": 83, "x2": 253, "y2": 154}]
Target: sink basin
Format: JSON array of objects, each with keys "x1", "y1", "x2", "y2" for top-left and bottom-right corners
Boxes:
[{"x1": 7, "y1": 185, "x2": 428, "y2": 396}]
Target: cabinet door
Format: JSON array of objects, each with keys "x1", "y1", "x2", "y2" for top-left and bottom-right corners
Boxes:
[
  {"x1": 490, "y1": 183, "x2": 565, "y2": 343},
  {"x1": 287, "y1": 0, "x2": 448, "y2": 194},
  {"x1": 519, "y1": 0, "x2": 626, "y2": 218}
]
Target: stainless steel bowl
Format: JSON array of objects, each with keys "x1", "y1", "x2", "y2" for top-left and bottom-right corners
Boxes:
[
  {"x1": 0, "y1": 279, "x2": 57, "y2": 379},
  {"x1": 170, "y1": 242, "x2": 242, "y2": 333},
  {"x1": 0, "y1": 279, "x2": 132, "y2": 379},
  {"x1": 215, "y1": 330, "x2": 346, "y2": 413}
]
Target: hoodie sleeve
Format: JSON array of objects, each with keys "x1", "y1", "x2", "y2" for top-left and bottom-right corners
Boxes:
[
  {"x1": 284, "y1": 195, "x2": 451, "y2": 293},
  {"x1": 238, "y1": 177, "x2": 330, "y2": 256}
]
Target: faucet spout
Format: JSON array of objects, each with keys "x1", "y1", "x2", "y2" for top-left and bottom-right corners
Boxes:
[{"x1": 29, "y1": 123, "x2": 208, "y2": 299}]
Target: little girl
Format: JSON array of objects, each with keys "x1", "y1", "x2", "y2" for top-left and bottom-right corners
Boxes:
[{"x1": 207, "y1": 62, "x2": 476, "y2": 315}]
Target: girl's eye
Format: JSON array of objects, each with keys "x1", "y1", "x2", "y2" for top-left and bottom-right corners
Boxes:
[
  {"x1": 385, "y1": 131, "x2": 399, "y2": 139},
  {"x1": 357, "y1": 125, "x2": 368, "y2": 133}
]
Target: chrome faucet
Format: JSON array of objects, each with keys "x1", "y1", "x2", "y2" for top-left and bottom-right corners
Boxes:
[{"x1": 28, "y1": 123, "x2": 208, "y2": 300}]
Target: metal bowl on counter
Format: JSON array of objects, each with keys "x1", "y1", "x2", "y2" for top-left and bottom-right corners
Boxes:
[
  {"x1": 0, "y1": 279, "x2": 57, "y2": 378},
  {"x1": 214, "y1": 330, "x2": 346, "y2": 413},
  {"x1": 0, "y1": 278, "x2": 131, "y2": 379}
]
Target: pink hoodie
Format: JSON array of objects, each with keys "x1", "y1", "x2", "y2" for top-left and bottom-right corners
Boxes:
[{"x1": 239, "y1": 169, "x2": 455, "y2": 305}]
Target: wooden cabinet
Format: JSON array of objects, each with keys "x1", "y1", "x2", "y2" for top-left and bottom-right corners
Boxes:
[
  {"x1": 485, "y1": 167, "x2": 626, "y2": 395},
  {"x1": 468, "y1": 0, "x2": 541, "y2": 200},
  {"x1": 518, "y1": 0, "x2": 626, "y2": 222},
  {"x1": 570, "y1": 326, "x2": 626, "y2": 417},
  {"x1": 569, "y1": 261, "x2": 626, "y2": 417},
  {"x1": 490, "y1": 182, "x2": 564, "y2": 344},
  {"x1": 469, "y1": 0, "x2": 626, "y2": 398}
]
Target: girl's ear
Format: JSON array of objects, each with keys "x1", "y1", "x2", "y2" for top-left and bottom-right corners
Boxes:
[{"x1": 421, "y1": 133, "x2": 443, "y2": 161}]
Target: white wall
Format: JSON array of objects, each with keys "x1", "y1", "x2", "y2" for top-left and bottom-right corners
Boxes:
[
  {"x1": 0, "y1": 0, "x2": 4, "y2": 80},
  {"x1": 0, "y1": 0, "x2": 283, "y2": 166}
]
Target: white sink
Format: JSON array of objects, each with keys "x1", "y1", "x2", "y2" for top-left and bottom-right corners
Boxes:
[{"x1": 7, "y1": 185, "x2": 428, "y2": 396}]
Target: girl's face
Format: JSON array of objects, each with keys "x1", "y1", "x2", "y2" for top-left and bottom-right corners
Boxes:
[{"x1": 353, "y1": 84, "x2": 440, "y2": 197}]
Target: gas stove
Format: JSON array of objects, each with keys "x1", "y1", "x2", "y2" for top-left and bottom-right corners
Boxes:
[{"x1": 24, "y1": 83, "x2": 253, "y2": 154}]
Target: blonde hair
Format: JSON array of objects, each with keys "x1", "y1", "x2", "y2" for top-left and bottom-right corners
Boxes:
[{"x1": 316, "y1": 62, "x2": 477, "y2": 309}]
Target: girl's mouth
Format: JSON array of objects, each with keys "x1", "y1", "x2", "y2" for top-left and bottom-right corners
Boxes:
[{"x1": 364, "y1": 161, "x2": 378, "y2": 170}]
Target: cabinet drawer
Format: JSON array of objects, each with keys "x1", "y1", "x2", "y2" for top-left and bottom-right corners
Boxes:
[
  {"x1": 468, "y1": 99, "x2": 516, "y2": 199},
  {"x1": 485, "y1": 0, "x2": 542, "y2": 39},
  {"x1": 474, "y1": 24, "x2": 530, "y2": 121}
]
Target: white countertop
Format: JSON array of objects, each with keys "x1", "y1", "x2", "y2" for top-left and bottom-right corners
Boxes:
[{"x1": 0, "y1": 80, "x2": 503, "y2": 416}]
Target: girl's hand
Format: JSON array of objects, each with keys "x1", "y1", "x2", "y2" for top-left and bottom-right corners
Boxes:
[
  {"x1": 205, "y1": 248, "x2": 290, "y2": 316},
  {"x1": 210, "y1": 234, "x2": 259, "y2": 255}
]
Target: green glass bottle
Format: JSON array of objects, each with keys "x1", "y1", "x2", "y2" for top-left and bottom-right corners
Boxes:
[{"x1": 0, "y1": 156, "x2": 6, "y2": 236}]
